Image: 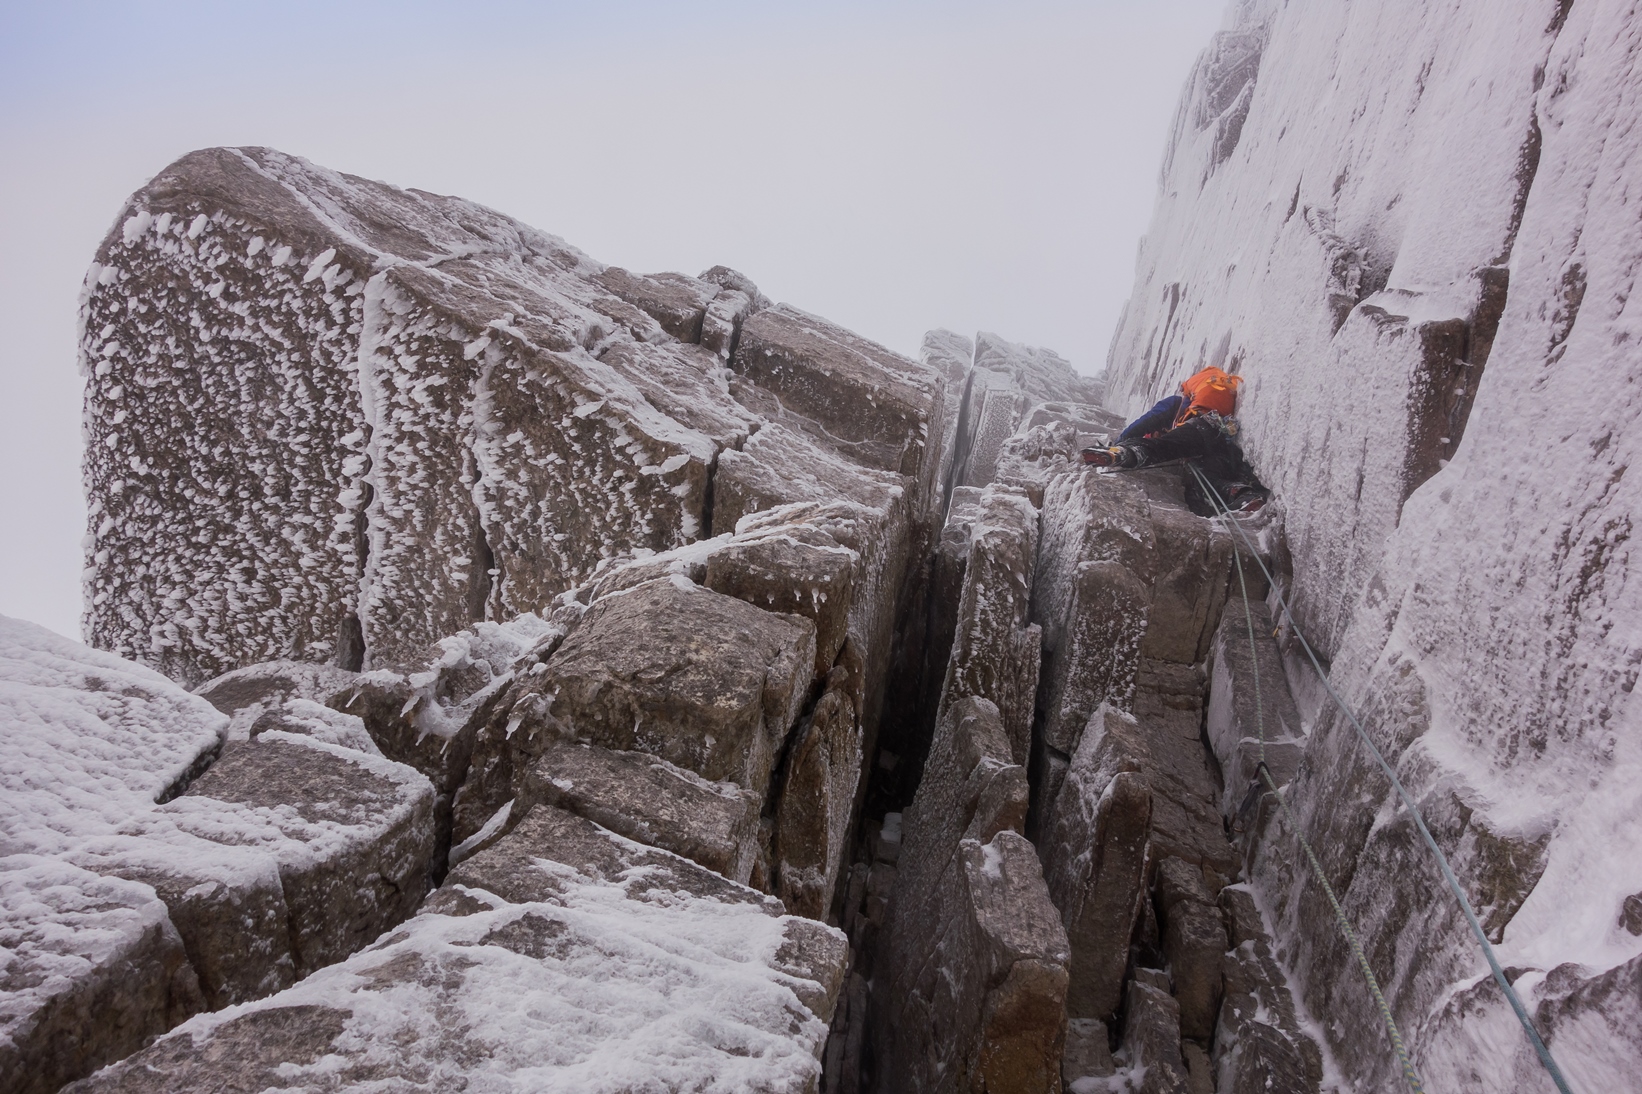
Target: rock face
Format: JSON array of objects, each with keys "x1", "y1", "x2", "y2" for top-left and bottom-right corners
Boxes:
[
  {"x1": 68, "y1": 804, "x2": 850, "y2": 1094},
  {"x1": 80, "y1": 146, "x2": 942, "y2": 686},
  {"x1": 1104, "y1": 1, "x2": 1642, "y2": 1089},
  {"x1": 877, "y1": 699, "x2": 1069, "y2": 1094}
]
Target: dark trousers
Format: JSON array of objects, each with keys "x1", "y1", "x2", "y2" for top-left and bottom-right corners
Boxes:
[{"x1": 1130, "y1": 417, "x2": 1266, "y2": 512}]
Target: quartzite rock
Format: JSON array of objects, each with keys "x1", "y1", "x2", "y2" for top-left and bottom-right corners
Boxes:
[
  {"x1": 70, "y1": 805, "x2": 849, "y2": 1093},
  {"x1": 0, "y1": 857, "x2": 202, "y2": 1094}
]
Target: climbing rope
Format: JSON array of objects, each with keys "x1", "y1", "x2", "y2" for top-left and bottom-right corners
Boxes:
[
  {"x1": 1188, "y1": 463, "x2": 1575, "y2": 1094},
  {"x1": 1223, "y1": 513, "x2": 1426, "y2": 1093}
]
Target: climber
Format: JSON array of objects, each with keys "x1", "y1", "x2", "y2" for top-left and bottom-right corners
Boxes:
[{"x1": 1080, "y1": 365, "x2": 1269, "y2": 513}]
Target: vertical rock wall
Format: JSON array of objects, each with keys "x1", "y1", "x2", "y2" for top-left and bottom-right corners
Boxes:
[{"x1": 1107, "y1": 1, "x2": 1642, "y2": 1089}]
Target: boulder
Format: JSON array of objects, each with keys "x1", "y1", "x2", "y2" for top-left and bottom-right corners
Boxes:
[
  {"x1": 1131, "y1": 660, "x2": 1239, "y2": 888},
  {"x1": 919, "y1": 328, "x2": 975, "y2": 507},
  {"x1": 703, "y1": 529, "x2": 855, "y2": 678},
  {"x1": 1141, "y1": 504, "x2": 1233, "y2": 664},
  {"x1": 1206, "y1": 596, "x2": 1306, "y2": 818},
  {"x1": 452, "y1": 578, "x2": 814, "y2": 846},
  {"x1": 731, "y1": 304, "x2": 946, "y2": 489},
  {"x1": 972, "y1": 331, "x2": 1104, "y2": 408},
  {"x1": 1213, "y1": 889, "x2": 1323, "y2": 1094},
  {"x1": 79, "y1": 147, "x2": 765, "y2": 683},
  {"x1": 522, "y1": 739, "x2": 763, "y2": 884},
  {"x1": 194, "y1": 659, "x2": 360, "y2": 738},
  {"x1": 954, "y1": 378, "x2": 1026, "y2": 490},
  {"x1": 0, "y1": 857, "x2": 201, "y2": 1094},
  {"x1": 56, "y1": 726, "x2": 436, "y2": 1022},
  {"x1": 1120, "y1": 978, "x2": 1192, "y2": 1094},
  {"x1": 1154, "y1": 858, "x2": 1228, "y2": 1043},
  {"x1": 594, "y1": 267, "x2": 718, "y2": 343},
  {"x1": 878, "y1": 698, "x2": 1070, "y2": 1094},
  {"x1": 710, "y1": 422, "x2": 904, "y2": 537},
  {"x1": 70, "y1": 805, "x2": 850, "y2": 1094}
]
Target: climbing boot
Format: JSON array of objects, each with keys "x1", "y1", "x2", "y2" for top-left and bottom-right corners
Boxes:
[
  {"x1": 1226, "y1": 484, "x2": 1268, "y2": 513},
  {"x1": 1080, "y1": 445, "x2": 1137, "y2": 469}
]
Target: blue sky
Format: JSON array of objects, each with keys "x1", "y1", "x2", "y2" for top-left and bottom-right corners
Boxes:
[{"x1": 0, "y1": 0, "x2": 1225, "y2": 637}]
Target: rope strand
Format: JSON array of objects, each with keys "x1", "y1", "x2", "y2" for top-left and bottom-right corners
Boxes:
[{"x1": 1189, "y1": 463, "x2": 1574, "y2": 1094}]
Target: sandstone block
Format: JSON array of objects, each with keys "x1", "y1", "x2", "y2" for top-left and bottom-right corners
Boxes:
[
  {"x1": 1206, "y1": 597, "x2": 1306, "y2": 818},
  {"x1": 878, "y1": 698, "x2": 1070, "y2": 1094},
  {"x1": 171, "y1": 733, "x2": 436, "y2": 975},
  {"x1": 704, "y1": 530, "x2": 855, "y2": 677},
  {"x1": 1121, "y1": 979, "x2": 1192, "y2": 1094},
  {"x1": 937, "y1": 485, "x2": 1042, "y2": 766},
  {"x1": 711, "y1": 423, "x2": 904, "y2": 537},
  {"x1": 0, "y1": 857, "x2": 201, "y2": 1094},
  {"x1": 453, "y1": 578, "x2": 815, "y2": 848},
  {"x1": 594, "y1": 266, "x2": 718, "y2": 343},
  {"x1": 523, "y1": 738, "x2": 762, "y2": 884},
  {"x1": 1140, "y1": 504, "x2": 1233, "y2": 664},
  {"x1": 195, "y1": 659, "x2": 360, "y2": 737}
]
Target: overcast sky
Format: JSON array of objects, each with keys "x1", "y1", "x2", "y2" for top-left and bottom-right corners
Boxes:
[{"x1": 0, "y1": 0, "x2": 1224, "y2": 639}]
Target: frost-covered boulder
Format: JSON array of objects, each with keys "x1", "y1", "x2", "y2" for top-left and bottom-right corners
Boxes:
[
  {"x1": 80, "y1": 147, "x2": 937, "y2": 687},
  {"x1": 936, "y1": 484, "x2": 1041, "y2": 765},
  {"x1": 70, "y1": 805, "x2": 848, "y2": 1094},
  {"x1": 0, "y1": 858, "x2": 200, "y2": 1094},
  {"x1": 0, "y1": 617, "x2": 439, "y2": 1089}
]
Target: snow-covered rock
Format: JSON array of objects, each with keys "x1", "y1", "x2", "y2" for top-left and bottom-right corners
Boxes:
[
  {"x1": 69, "y1": 804, "x2": 848, "y2": 1094},
  {"x1": 1105, "y1": 0, "x2": 1642, "y2": 1088},
  {"x1": 80, "y1": 147, "x2": 940, "y2": 686}
]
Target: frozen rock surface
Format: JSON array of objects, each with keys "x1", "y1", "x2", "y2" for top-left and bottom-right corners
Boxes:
[
  {"x1": 69, "y1": 804, "x2": 849, "y2": 1094},
  {"x1": 81, "y1": 146, "x2": 938, "y2": 686},
  {"x1": 0, "y1": 857, "x2": 200, "y2": 1094},
  {"x1": 1104, "y1": 0, "x2": 1642, "y2": 1089},
  {"x1": 877, "y1": 698, "x2": 1069, "y2": 1094},
  {"x1": 0, "y1": 618, "x2": 440, "y2": 1092}
]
